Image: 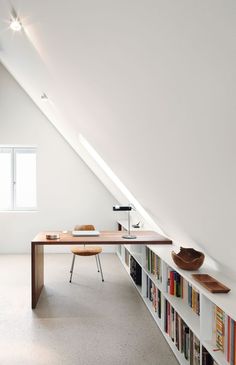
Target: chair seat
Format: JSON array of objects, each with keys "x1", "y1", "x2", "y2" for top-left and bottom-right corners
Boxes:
[{"x1": 71, "y1": 246, "x2": 102, "y2": 256}]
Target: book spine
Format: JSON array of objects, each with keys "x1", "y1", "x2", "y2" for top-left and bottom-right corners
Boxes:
[
  {"x1": 164, "y1": 299, "x2": 168, "y2": 333},
  {"x1": 227, "y1": 316, "x2": 231, "y2": 363},
  {"x1": 174, "y1": 272, "x2": 177, "y2": 296},
  {"x1": 224, "y1": 314, "x2": 228, "y2": 361},
  {"x1": 234, "y1": 321, "x2": 236, "y2": 365},
  {"x1": 188, "y1": 284, "x2": 192, "y2": 307},
  {"x1": 215, "y1": 306, "x2": 224, "y2": 352},
  {"x1": 176, "y1": 313, "x2": 179, "y2": 350},
  {"x1": 158, "y1": 290, "x2": 161, "y2": 319},
  {"x1": 190, "y1": 330, "x2": 193, "y2": 365},
  {"x1": 171, "y1": 307, "x2": 175, "y2": 341},
  {"x1": 231, "y1": 318, "x2": 235, "y2": 365},
  {"x1": 170, "y1": 271, "x2": 175, "y2": 295},
  {"x1": 176, "y1": 273, "x2": 180, "y2": 298},
  {"x1": 168, "y1": 301, "x2": 171, "y2": 335}
]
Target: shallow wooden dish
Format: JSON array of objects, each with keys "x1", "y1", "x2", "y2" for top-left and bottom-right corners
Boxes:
[
  {"x1": 171, "y1": 247, "x2": 205, "y2": 271},
  {"x1": 192, "y1": 274, "x2": 231, "y2": 293}
]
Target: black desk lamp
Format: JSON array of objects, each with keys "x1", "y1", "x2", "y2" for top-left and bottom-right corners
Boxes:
[{"x1": 113, "y1": 204, "x2": 136, "y2": 239}]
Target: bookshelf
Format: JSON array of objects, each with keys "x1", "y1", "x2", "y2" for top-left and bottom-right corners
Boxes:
[{"x1": 116, "y1": 223, "x2": 236, "y2": 365}]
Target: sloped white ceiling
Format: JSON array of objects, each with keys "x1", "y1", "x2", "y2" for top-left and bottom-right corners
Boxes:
[{"x1": 0, "y1": 1, "x2": 235, "y2": 272}]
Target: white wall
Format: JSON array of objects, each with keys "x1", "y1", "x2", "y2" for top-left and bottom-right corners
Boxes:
[
  {"x1": 0, "y1": 63, "x2": 117, "y2": 253},
  {"x1": 0, "y1": 1, "x2": 235, "y2": 273}
]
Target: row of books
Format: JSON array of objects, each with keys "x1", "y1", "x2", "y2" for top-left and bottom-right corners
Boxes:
[
  {"x1": 146, "y1": 276, "x2": 161, "y2": 318},
  {"x1": 164, "y1": 300, "x2": 200, "y2": 364},
  {"x1": 167, "y1": 268, "x2": 184, "y2": 298},
  {"x1": 167, "y1": 268, "x2": 200, "y2": 315},
  {"x1": 130, "y1": 256, "x2": 142, "y2": 286},
  {"x1": 146, "y1": 247, "x2": 162, "y2": 281},
  {"x1": 214, "y1": 306, "x2": 236, "y2": 364},
  {"x1": 187, "y1": 283, "x2": 200, "y2": 316}
]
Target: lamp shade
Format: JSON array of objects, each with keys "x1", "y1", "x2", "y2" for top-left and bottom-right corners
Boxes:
[
  {"x1": 113, "y1": 204, "x2": 136, "y2": 239},
  {"x1": 113, "y1": 205, "x2": 132, "y2": 211}
]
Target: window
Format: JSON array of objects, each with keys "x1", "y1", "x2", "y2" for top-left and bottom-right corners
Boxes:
[{"x1": 0, "y1": 147, "x2": 37, "y2": 211}]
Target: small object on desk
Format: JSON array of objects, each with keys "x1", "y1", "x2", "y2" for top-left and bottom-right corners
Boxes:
[
  {"x1": 192, "y1": 274, "x2": 231, "y2": 293},
  {"x1": 132, "y1": 221, "x2": 140, "y2": 228},
  {"x1": 171, "y1": 247, "x2": 205, "y2": 270},
  {"x1": 46, "y1": 233, "x2": 60, "y2": 240},
  {"x1": 113, "y1": 205, "x2": 132, "y2": 211},
  {"x1": 72, "y1": 230, "x2": 100, "y2": 237},
  {"x1": 62, "y1": 230, "x2": 68, "y2": 234}
]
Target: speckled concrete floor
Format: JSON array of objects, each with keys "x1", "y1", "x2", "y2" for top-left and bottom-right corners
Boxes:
[{"x1": 0, "y1": 253, "x2": 178, "y2": 365}]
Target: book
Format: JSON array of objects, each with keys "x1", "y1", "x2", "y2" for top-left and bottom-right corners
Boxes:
[
  {"x1": 202, "y1": 346, "x2": 214, "y2": 365},
  {"x1": 167, "y1": 267, "x2": 200, "y2": 315},
  {"x1": 164, "y1": 299, "x2": 200, "y2": 363},
  {"x1": 231, "y1": 318, "x2": 234, "y2": 365},
  {"x1": 213, "y1": 305, "x2": 236, "y2": 364},
  {"x1": 190, "y1": 330, "x2": 193, "y2": 365},
  {"x1": 146, "y1": 276, "x2": 162, "y2": 318},
  {"x1": 146, "y1": 247, "x2": 162, "y2": 281},
  {"x1": 215, "y1": 306, "x2": 225, "y2": 352},
  {"x1": 227, "y1": 316, "x2": 231, "y2": 362},
  {"x1": 130, "y1": 256, "x2": 142, "y2": 286},
  {"x1": 193, "y1": 335, "x2": 200, "y2": 365},
  {"x1": 234, "y1": 321, "x2": 236, "y2": 365}
]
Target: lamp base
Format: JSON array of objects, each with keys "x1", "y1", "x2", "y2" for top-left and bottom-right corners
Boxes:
[{"x1": 122, "y1": 234, "x2": 137, "y2": 239}]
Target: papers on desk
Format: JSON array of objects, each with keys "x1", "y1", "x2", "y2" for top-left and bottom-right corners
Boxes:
[{"x1": 72, "y1": 230, "x2": 100, "y2": 237}]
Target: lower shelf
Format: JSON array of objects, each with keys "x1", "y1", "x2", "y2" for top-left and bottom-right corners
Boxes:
[
  {"x1": 118, "y1": 252, "x2": 142, "y2": 295},
  {"x1": 117, "y1": 252, "x2": 190, "y2": 365},
  {"x1": 164, "y1": 332, "x2": 190, "y2": 365},
  {"x1": 164, "y1": 291, "x2": 200, "y2": 338},
  {"x1": 202, "y1": 340, "x2": 228, "y2": 365}
]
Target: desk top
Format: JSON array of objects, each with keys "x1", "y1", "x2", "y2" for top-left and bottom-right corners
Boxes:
[{"x1": 32, "y1": 230, "x2": 172, "y2": 245}]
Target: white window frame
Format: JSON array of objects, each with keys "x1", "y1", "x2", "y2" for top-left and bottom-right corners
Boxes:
[{"x1": 0, "y1": 146, "x2": 37, "y2": 211}]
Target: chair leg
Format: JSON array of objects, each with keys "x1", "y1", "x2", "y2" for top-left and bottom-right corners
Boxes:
[
  {"x1": 69, "y1": 254, "x2": 76, "y2": 283},
  {"x1": 95, "y1": 255, "x2": 100, "y2": 272},
  {"x1": 97, "y1": 254, "x2": 104, "y2": 282}
]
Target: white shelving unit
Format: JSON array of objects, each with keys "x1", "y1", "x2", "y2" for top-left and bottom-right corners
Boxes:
[{"x1": 116, "y1": 225, "x2": 236, "y2": 365}]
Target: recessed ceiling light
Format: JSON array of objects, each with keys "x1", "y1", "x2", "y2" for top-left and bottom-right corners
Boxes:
[
  {"x1": 10, "y1": 17, "x2": 22, "y2": 31},
  {"x1": 41, "y1": 93, "x2": 48, "y2": 100}
]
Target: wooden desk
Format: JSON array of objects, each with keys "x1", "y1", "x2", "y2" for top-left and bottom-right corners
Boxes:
[{"x1": 31, "y1": 231, "x2": 172, "y2": 309}]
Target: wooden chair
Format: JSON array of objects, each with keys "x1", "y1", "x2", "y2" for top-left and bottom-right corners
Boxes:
[{"x1": 69, "y1": 225, "x2": 104, "y2": 283}]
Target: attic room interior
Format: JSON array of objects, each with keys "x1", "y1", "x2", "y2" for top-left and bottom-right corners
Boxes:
[{"x1": 0, "y1": 1, "x2": 235, "y2": 364}]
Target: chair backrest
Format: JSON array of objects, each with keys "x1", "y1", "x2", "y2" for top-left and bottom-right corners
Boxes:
[{"x1": 74, "y1": 224, "x2": 95, "y2": 231}]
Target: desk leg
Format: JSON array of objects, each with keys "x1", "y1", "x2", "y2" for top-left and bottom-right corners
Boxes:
[{"x1": 31, "y1": 243, "x2": 44, "y2": 309}]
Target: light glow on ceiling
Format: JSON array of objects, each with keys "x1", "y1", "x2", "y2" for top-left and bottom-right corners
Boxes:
[
  {"x1": 10, "y1": 17, "x2": 22, "y2": 31},
  {"x1": 78, "y1": 134, "x2": 166, "y2": 236}
]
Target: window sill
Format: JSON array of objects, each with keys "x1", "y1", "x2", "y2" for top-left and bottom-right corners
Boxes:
[{"x1": 0, "y1": 210, "x2": 39, "y2": 213}]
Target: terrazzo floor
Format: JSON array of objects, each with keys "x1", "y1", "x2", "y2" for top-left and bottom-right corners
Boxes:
[{"x1": 0, "y1": 253, "x2": 178, "y2": 365}]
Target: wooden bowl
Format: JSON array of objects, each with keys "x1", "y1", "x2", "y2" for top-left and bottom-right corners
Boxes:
[
  {"x1": 171, "y1": 247, "x2": 205, "y2": 271},
  {"x1": 46, "y1": 233, "x2": 60, "y2": 240}
]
